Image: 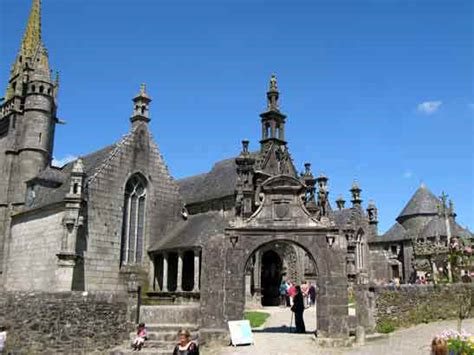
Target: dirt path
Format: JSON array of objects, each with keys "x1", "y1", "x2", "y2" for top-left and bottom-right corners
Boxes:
[{"x1": 203, "y1": 307, "x2": 474, "y2": 355}]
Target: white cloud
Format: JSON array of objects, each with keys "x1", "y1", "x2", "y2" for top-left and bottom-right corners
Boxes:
[
  {"x1": 403, "y1": 170, "x2": 413, "y2": 179},
  {"x1": 417, "y1": 101, "x2": 442, "y2": 115},
  {"x1": 52, "y1": 154, "x2": 77, "y2": 167}
]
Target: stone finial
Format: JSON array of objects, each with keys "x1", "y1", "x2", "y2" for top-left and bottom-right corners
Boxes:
[
  {"x1": 350, "y1": 180, "x2": 362, "y2": 205},
  {"x1": 241, "y1": 140, "x2": 249, "y2": 155},
  {"x1": 266, "y1": 74, "x2": 280, "y2": 111},
  {"x1": 135, "y1": 83, "x2": 150, "y2": 99},
  {"x1": 336, "y1": 195, "x2": 346, "y2": 210},
  {"x1": 303, "y1": 163, "x2": 313, "y2": 177},
  {"x1": 367, "y1": 199, "x2": 378, "y2": 224},
  {"x1": 131, "y1": 83, "x2": 152, "y2": 124},
  {"x1": 269, "y1": 74, "x2": 278, "y2": 91},
  {"x1": 317, "y1": 172, "x2": 328, "y2": 182},
  {"x1": 71, "y1": 158, "x2": 84, "y2": 175},
  {"x1": 448, "y1": 199, "x2": 455, "y2": 216}
]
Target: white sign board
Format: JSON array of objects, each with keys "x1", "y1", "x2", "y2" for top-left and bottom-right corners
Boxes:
[{"x1": 228, "y1": 320, "x2": 254, "y2": 346}]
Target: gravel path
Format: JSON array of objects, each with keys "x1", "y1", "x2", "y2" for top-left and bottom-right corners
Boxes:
[{"x1": 203, "y1": 307, "x2": 474, "y2": 355}]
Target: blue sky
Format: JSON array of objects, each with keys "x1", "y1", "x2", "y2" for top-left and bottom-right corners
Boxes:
[{"x1": 1, "y1": 0, "x2": 473, "y2": 233}]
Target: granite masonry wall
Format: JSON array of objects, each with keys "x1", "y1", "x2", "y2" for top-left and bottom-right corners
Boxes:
[
  {"x1": 356, "y1": 283, "x2": 474, "y2": 332},
  {"x1": 5, "y1": 208, "x2": 65, "y2": 291},
  {"x1": 0, "y1": 291, "x2": 132, "y2": 354},
  {"x1": 84, "y1": 122, "x2": 182, "y2": 293}
]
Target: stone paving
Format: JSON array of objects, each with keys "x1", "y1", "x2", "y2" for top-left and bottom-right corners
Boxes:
[{"x1": 203, "y1": 307, "x2": 474, "y2": 355}]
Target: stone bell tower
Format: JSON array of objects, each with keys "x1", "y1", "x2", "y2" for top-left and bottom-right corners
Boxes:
[
  {"x1": 0, "y1": 0, "x2": 59, "y2": 205},
  {"x1": 0, "y1": 0, "x2": 59, "y2": 276}
]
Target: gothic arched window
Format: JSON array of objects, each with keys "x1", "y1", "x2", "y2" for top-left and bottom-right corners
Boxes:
[{"x1": 120, "y1": 174, "x2": 147, "y2": 266}]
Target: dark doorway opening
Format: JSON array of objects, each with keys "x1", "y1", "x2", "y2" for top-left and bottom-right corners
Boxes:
[
  {"x1": 391, "y1": 264, "x2": 400, "y2": 279},
  {"x1": 182, "y1": 250, "x2": 195, "y2": 291},
  {"x1": 261, "y1": 250, "x2": 283, "y2": 306}
]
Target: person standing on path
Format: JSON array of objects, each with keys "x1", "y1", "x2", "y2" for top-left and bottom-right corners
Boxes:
[
  {"x1": 279, "y1": 280, "x2": 287, "y2": 307},
  {"x1": 288, "y1": 282, "x2": 297, "y2": 307},
  {"x1": 291, "y1": 286, "x2": 306, "y2": 333},
  {"x1": 308, "y1": 282, "x2": 316, "y2": 306},
  {"x1": 301, "y1": 280, "x2": 309, "y2": 306}
]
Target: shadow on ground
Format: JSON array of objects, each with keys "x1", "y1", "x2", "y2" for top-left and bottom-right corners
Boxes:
[{"x1": 254, "y1": 326, "x2": 315, "y2": 334}]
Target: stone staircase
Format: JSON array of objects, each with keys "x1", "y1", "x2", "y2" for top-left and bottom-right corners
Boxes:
[{"x1": 110, "y1": 305, "x2": 200, "y2": 355}]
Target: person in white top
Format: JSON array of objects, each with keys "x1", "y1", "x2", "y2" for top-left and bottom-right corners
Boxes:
[{"x1": 0, "y1": 325, "x2": 7, "y2": 354}]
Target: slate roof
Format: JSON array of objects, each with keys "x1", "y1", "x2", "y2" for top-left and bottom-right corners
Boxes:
[
  {"x1": 378, "y1": 222, "x2": 409, "y2": 242},
  {"x1": 24, "y1": 144, "x2": 116, "y2": 210},
  {"x1": 177, "y1": 152, "x2": 259, "y2": 205},
  {"x1": 333, "y1": 208, "x2": 353, "y2": 228},
  {"x1": 396, "y1": 184, "x2": 439, "y2": 221},
  {"x1": 149, "y1": 210, "x2": 231, "y2": 251},
  {"x1": 421, "y1": 218, "x2": 474, "y2": 240}
]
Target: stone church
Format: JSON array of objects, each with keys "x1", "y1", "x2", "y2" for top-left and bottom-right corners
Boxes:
[{"x1": 1, "y1": 0, "x2": 472, "y2": 339}]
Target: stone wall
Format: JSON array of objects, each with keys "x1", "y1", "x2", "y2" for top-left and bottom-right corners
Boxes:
[
  {"x1": 5, "y1": 208, "x2": 65, "y2": 291},
  {"x1": 84, "y1": 122, "x2": 182, "y2": 293},
  {"x1": 356, "y1": 284, "x2": 474, "y2": 332},
  {"x1": 0, "y1": 291, "x2": 132, "y2": 354}
]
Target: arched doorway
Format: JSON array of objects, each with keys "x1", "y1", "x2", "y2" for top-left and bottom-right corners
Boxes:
[{"x1": 261, "y1": 250, "x2": 283, "y2": 306}]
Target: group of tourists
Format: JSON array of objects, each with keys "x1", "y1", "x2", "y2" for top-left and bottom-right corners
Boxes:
[
  {"x1": 279, "y1": 278, "x2": 316, "y2": 308},
  {"x1": 279, "y1": 278, "x2": 316, "y2": 334},
  {"x1": 131, "y1": 324, "x2": 199, "y2": 354}
]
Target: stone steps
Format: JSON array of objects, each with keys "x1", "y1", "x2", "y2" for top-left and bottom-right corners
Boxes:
[
  {"x1": 114, "y1": 324, "x2": 199, "y2": 354},
  {"x1": 111, "y1": 305, "x2": 200, "y2": 355},
  {"x1": 145, "y1": 323, "x2": 199, "y2": 332},
  {"x1": 142, "y1": 330, "x2": 199, "y2": 341},
  {"x1": 139, "y1": 304, "x2": 200, "y2": 324}
]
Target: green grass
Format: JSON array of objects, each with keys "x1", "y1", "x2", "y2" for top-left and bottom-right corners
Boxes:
[{"x1": 244, "y1": 311, "x2": 270, "y2": 328}]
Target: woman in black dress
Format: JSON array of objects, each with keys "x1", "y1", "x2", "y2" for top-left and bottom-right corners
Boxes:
[{"x1": 291, "y1": 285, "x2": 306, "y2": 333}]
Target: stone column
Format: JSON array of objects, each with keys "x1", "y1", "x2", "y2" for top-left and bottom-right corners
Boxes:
[
  {"x1": 177, "y1": 251, "x2": 183, "y2": 292},
  {"x1": 245, "y1": 274, "x2": 253, "y2": 303},
  {"x1": 149, "y1": 256, "x2": 156, "y2": 291},
  {"x1": 252, "y1": 250, "x2": 262, "y2": 304},
  {"x1": 162, "y1": 253, "x2": 169, "y2": 292},
  {"x1": 193, "y1": 249, "x2": 200, "y2": 292}
]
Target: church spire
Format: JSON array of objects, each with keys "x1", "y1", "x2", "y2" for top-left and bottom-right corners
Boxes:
[
  {"x1": 20, "y1": 0, "x2": 42, "y2": 59},
  {"x1": 4, "y1": 0, "x2": 50, "y2": 102}
]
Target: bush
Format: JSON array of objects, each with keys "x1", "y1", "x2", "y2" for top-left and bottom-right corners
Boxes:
[{"x1": 377, "y1": 321, "x2": 396, "y2": 334}]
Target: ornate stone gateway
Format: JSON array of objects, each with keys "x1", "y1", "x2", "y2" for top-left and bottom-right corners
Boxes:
[{"x1": 199, "y1": 175, "x2": 349, "y2": 340}]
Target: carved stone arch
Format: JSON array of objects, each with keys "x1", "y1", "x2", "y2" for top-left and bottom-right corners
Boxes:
[{"x1": 199, "y1": 232, "x2": 349, "y2": 339}]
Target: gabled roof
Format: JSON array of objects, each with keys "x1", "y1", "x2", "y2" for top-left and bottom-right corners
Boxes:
[
  {"x1": 396, "y1": 184, "x2": 439, "y2": 221},
  {"x1": 380, "y1": 222, "x2": 409, "y2": 241},
  {"x1": 149, "y1": 210, "x2": 231, "y2": 251},
  {"x1": 24, "y1": 144, "x2": 117, "y2": 211},
  {"x1": 177, "y1": 152, "x2": 259, "y2": 205}
]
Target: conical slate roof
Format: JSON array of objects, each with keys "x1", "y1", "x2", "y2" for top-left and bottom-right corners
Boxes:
[{"x1": 396, "y1": 184, "x2": 439, "y2": 221}]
